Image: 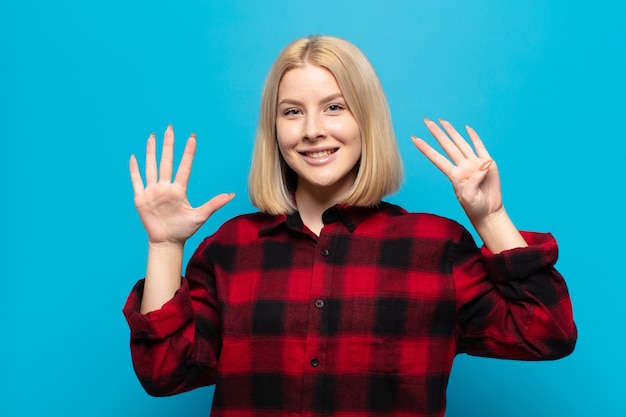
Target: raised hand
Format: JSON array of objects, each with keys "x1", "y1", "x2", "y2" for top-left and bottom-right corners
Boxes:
[
  {"x1": 129, "y1": 125, "x2": 234, "y2": 246},
  {"x1": 411, "y1": 118, "x2": 503, "y2": 223},
  {"x1": 411, "y1": 119, "x2": 527, "y2": 253}
]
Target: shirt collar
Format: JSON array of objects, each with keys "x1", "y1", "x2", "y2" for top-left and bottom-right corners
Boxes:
[{"x1": 258, "y1": 203, "x2": 386, "y2": 236}]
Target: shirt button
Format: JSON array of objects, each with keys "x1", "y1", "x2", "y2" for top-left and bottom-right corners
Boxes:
[
  {"x1": 315, "y1": 299, "x2": 325, "y2": 308},
  {"x1": 321, "y1": 248, "x2": 330, "y2": 256},
  {"x1": 311, "y1": 358, "x2": 319, "y2": 368}
]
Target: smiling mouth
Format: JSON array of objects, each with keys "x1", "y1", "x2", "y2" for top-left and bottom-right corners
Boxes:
[{"x1": 300, "y1": 148, "x2": 339, "y2": 158}]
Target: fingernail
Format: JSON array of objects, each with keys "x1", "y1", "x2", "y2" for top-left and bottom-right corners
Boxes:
[
  {"x1": 439, "y1": 118, "x2": 448, "y2": 124},
  {"x1": 228, "y1": 192, "x2": 236, "y2": 199},
  {"x1": 190, "y1": 132, "x2": 197, "y2": 138},
  {"x1": 423, "y1": 117, "x2": 431, "y2": 124},
  {"x1": 480, "y1": 160, "x2": 493, "y2": 171}
]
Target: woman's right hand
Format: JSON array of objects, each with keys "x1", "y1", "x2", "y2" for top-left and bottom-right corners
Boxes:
[{"x1": 129, "y1": 125, "x2": 234, "y2": 246}]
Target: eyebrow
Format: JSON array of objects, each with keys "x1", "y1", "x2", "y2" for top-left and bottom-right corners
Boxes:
[{"x1": 277, "y1": 93, "x2": 345, "y2": 107}]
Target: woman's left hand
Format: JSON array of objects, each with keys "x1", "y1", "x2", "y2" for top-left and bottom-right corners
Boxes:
[{"x1": 411, "y1": 118, "x2": 504, "y2": 224}]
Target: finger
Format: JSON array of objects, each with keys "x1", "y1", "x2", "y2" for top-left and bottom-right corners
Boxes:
[
  {"x1": 465, "y1": 125, "x2": 491, "y2": 160},
  {"x1": 423, "y1": 118, "x2": 465, "y2": 164},
  {"x1": 159, "y1": 125, "x2": 174, "y2": 183},
  {"x1": 196, "y1": 193, "x2": 236, "y2": 223},
  {"x1": 411, "y1": 136, "x2": 455, "y2": 178},
  {"x1": 174, "y1": 134, "x2": 197, "y2": 188},
  {"x1": 439, "y1": 119, "x2": 477, "y2": 159},
  {"x1": 145, "y1": 133, "x2": 157, "y2": 184},
  {"x1": 129, "y1": 154, "x2": 145, "y2": 197}
]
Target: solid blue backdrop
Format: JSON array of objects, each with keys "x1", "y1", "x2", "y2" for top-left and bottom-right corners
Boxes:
[{"x1": 1, "y1": 0, "x2": 623, "y2": 416}]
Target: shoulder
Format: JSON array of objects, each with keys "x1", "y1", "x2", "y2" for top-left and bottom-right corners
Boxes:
[
  {"x1": 212, "y1": 211, "x2": 281, "y2": 241},
  {"x1": 219, "y1": 211, "x2": 278, "y2": 230},
  {"x1": 375, "y1": 202, "x2": 468, "y2": 239},
  {"x1": 189, "y1": 212, "x2": 281, "y2": 266}
]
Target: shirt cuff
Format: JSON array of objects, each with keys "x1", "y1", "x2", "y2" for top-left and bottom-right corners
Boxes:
[
  {"x1": 122, "y1": 278, "x2": 194, "y2": 341},
  {"x1": 480, "y1": 232, "x2": 559, "y2": 282}
]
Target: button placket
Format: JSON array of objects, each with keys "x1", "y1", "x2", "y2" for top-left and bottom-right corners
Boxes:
[{"x1": 305, "y1": 232, "x2": 334, "y2": 378}]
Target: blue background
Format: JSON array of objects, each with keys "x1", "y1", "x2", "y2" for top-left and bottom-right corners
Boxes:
[{"x1": 1, "y1": 0, "x2": 624, "y2": 415}]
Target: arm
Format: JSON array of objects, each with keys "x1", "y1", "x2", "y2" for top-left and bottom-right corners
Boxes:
[
  {"x1": 453, "y1": 229, "x2": 576, "y2": 360},
  {"x1": 411, "y1": 118, "x2": 526, "y2": 253},
  {"x1": 124, "y1": 125, "x2": 233, "y2": 395},
  {"x1": 123, "y1": 238, "x2": 223, "y2": 395},
  {"x1": 129, "y1": 125, "x2": 234, "y2": 313},
  {"x1": 411, "y1": 120, "x2": 575, "y2": 357}
]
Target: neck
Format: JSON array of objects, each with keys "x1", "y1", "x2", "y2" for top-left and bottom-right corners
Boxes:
[{"x1": 295, "y1": 185, "x2": 345, "y2": 236}]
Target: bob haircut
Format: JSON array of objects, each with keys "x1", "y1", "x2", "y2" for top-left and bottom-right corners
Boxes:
[{"x1": 249, "y1": 35, "x2": 403, "y2": 215}]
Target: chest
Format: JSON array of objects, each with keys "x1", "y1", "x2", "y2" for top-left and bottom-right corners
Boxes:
[{"x1": 211, "y1": 231, "x2": 457, "y2": 339}]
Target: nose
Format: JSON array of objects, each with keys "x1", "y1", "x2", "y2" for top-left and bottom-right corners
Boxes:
[{"x1": 303, "y1": 113, "x2": 326, "y2": 141}]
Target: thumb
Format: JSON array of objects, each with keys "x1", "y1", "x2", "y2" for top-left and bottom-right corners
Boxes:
[{"x1": 197, "y1": 193, "x2": 236, "y2": 221}]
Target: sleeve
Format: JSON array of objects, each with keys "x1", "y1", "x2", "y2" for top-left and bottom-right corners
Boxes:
[
  {"x1": 454, "y1": 231, "x2": 577, "y2": 360},
  {"x1": 122, "y1": 238, "x2": 222, "y2": 396}
]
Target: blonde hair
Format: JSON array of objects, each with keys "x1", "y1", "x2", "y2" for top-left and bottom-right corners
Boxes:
[{"x1": 249, "y1": 35, "x2": 403, "y2": 214}]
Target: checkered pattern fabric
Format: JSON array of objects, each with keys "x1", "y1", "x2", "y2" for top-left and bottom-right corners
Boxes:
[{"x1": 124, "y1": 202, "x2": 576, "y2": 416}]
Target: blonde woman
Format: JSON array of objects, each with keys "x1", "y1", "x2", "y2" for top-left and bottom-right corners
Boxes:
[{"x1": 124, "y1": 35, "x2": 576, "y2": 416}]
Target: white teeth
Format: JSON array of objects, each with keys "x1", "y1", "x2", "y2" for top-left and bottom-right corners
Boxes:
[{"x1": 305, "y1": 149, "x2": 336, "y2": 158}]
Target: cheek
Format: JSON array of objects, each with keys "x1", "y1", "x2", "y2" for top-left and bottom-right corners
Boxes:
[
  {"x1": 330, "y1": 118, "x2": 361, "y2": 142},
  {"x1": 276, "y1": 121, "x2": 299, "y2": 148}
]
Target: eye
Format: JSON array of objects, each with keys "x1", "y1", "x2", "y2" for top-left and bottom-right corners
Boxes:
[
  {"x1": 327, "y1": 103, "x2": 345, "y2": 112},
  {"x1": 283, "y1": 108, "x2": 301, "y2": 116}
]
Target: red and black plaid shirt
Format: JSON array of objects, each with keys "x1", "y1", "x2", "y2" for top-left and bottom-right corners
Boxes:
[{"x1": 124, "y1": 202, "x2": 576, "y2": 417}]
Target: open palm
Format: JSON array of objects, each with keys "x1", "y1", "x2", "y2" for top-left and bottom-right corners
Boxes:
[
  {"x1": 411, "y1": 119, "x2": 503, "y2": 222},
  {"x1": 129, "y1": 125, "x2": 233, "y2": 245}
]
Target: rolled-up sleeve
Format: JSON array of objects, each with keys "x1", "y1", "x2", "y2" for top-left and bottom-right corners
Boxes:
[
  {"x1": 122, "y1": 238, "x2": 221, "y2": 396},
  {"x1": 123, "y1": 279, "x2": 194, "y2": 341},
  {"x1": 456, "y1": 231, "x2": 577, "y2": 360}
]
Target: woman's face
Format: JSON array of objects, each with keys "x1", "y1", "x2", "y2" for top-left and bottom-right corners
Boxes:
[{"x1": 275, "y1": 64, "x2": 362, "y2": 200}]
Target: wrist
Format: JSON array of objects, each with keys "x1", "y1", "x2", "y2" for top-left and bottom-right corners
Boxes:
[
  {"x1": 148, "y1": 240, "x2": 185, "y2": 251},
  {"x1": 470, "y1": 207, "x2": 527, "y2": 254},
  {"x1": 470, "y1": 206, "x2": 508, "y2": 232}
]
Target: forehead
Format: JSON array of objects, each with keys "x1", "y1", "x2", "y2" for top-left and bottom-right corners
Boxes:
[{"x1": 277, "y1": 64, "x2": 342, "y2": 99}]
